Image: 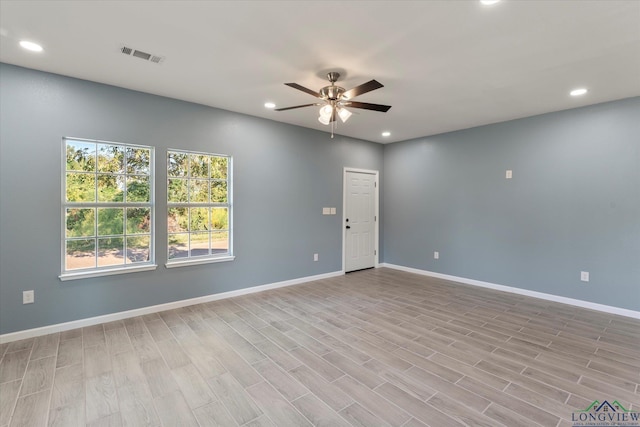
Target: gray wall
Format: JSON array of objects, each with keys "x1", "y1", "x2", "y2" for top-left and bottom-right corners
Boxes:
[
  {"x1": 383, "y1": 97, "x2": 640, "y2": 311},
  {"x1": 2, "y1": 63, "x2": 638, "y2": 335},
  {"x1": 0, "y1": 63, "x2": 384, "y2": 334}
]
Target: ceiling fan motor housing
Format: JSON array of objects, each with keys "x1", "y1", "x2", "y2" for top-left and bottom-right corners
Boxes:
[
  {"x1": 320, "y1": 71, "x2": 346, "y2": 101},
  {"x1": 320, "y1": 85, "x2": 345, "y2": 101}
]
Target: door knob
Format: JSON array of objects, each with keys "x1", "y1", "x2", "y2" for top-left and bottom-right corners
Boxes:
[{"x1": 346, "y1": 225, "x2": 351, "y2": 229}]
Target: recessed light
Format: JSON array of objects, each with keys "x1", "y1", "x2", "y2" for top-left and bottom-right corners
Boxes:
[
  {"x1": 19, "y1": 40, "x2": 43, "y2": 52},
  {"x1": 382, "y1": 131, "x2": 391, "y2": 137},
  {"x1": 264, "y1": 102, "x2": 276, "y2": 109},
  {"x1": 570, "y1": 88, "x2": 588, "y2": 97},
  {"x1": 480, "y1": 0, "x2": 500, "y2": 5}
]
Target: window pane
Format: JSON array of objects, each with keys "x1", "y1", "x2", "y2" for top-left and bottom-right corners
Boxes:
[
  {"x1": 98, "y1": 237, "x2": 125, "y2": 267},
  {"x1": 127, "y1": 208, "x2": 150, "y2": 234},
  {"x1": 126, "y1": 176, "x2": 150, "y2": 202},
  {"x1": 211, "y1": 181, "x2": 227, "y2": 203},
  {"x1": 126, "y1": 236, "x2": 150, "y2": 264},
  {"x1": 166, "y1": 150, "x2": 231, "y2": 264},
  {"x1": 210, "y1": 157, "x2": 228, "y2": 180},
  {"x1": 189, "y1": 154, "x2": 208, "y2": 178},
  {"x1": 210, "y1": 208, "x2": 228, "y2": 230},
  {"x1": 190, "y1": 207, "x2": 209, "y2": 231},
  {"x1": 190, "y1": 232, "x2": 209, "y2": 257},
  {"x1": 66, "y1": 140, "x2": 96, "y2": 172},
  {"x1": 63, "y1": 138, "x2": 154, "y2": 274},
  {"x1": 126, "y1": 148, "x2": 150, "y2": 175},
  {"x1": 97, "y1": 144, "x2": 124, "y2": 173},
  {"x1": 211, "y1": 231, "x2": 229, "y2": 254},
  {"x1": 66, "y1": 173, "x2": 96, "y2": 202},
  {"x1": 66, "y1": 208, "x2": 95, "y2": 237},
  {"x1": 168, "y1": 178, "x2": 187, "y2": 203},
  {"x1": 97, "y1": 175, "x2": 125, "y2": 202},
  {"x1": 168, "y1": 207, "x2": 188, "y2": 233},
  {"x1": 66, "y1": 239, "x2": 96, "y2": 270},
  {"x1": 168, "y1": 152, "x2": 188, "y2": 177},
  {"x1": 189, "y1": 179, "x2": 209, "y2": 202},
  {"x1": 168, "y1": 234, "x2": 188, "y2": 259},
  {"x1": 97, "y1": 208, "x2": 124, "y2": 236}
]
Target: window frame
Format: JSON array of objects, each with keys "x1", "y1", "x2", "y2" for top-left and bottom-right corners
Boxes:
[
  {"x1": 60, "y1": 137, "x2": 156, "y2": 281},
  {"x1": 165, "y1": 148, "x2": 234, "y2": 268}
]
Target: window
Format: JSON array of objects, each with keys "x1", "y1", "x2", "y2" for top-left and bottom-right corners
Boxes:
[
  {"x1": 61, "y1": 138, "x2": 155, "y2": 279},
  {"x1": 167, "y1": 150, "x2": 233, "y2": 266}
]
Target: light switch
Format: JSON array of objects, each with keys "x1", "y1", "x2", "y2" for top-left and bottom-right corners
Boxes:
[
  {"x1": 322, "y1": 207, "x2": 330, "y2": 215},
  {"x1": 506, "y1": 170, "x2": 513, "y2": 179},
  {"x1": 330, "y1": 208, "x2": 336, "y2": 215},
  {"x1": 23, "y1": 290, "x2": 34, "y2": 304}
]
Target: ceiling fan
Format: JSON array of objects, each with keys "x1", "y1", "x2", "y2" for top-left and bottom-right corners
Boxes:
[{"x1": 275, "y1": 72, "x2": 391, "y2": 137}]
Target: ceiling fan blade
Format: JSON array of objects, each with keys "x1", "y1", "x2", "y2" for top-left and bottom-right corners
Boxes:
[
  {"x1": 284, "y1": 83, "x2": 322, "y2": 98},
  {"x1": 342, "y1": 80, "x2": 384, "y2": 99},
  {"x1": 345, "y1": 101, "x2": 392, "y2": 112},
  {"x1": 274, "y1": 103, "x2": 319, "y2": 111}
]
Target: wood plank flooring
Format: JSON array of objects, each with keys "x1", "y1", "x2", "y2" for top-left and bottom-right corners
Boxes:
[{"x1": 1, "y1": 268, "x2": 639, "y2": 426}]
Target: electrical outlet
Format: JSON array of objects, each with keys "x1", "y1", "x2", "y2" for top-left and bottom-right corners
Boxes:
[
  {"x1": 314, "y1": 253, "x2": 319, "y2": 262},
  {"x1": 23, "y1": 290, "x2": 34, "y2": 304},
  {"x1": 434, "y1": 251, "x2": 439, "y2": 259},
  {"x1": 580, "y1": 271, "x2": 589, "y2": 282}
]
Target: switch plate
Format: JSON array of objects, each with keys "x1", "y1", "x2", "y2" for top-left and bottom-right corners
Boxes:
[
  {"x1": 506, "y1": 170, "x2": 513, "y2": 179},
  {"x1": 580, "y1": 271, "x2": 589, "y2": 282},
  {"x1": 23, "y1": 290, "x2": 34, "y2": 304},
  {"x1": 434, "y1": 251, "x2": 439, "y2": 259},
  {"x1": 322, "y1": 207, "x2": 330, "y2": 215},
  {"x1": 313, "y1": 253, "x2": 319, "y2": 261},
  {"x1": 330, "y1": 207, "x2": 336, "y2": 215}
]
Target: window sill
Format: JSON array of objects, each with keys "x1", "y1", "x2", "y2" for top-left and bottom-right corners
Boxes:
[
  {"x1": 59, "y1": 264, "x2": 158, "y2": 281},
  {"x1": 165, "y1": 256, "x2": 235, "y2": 269}
]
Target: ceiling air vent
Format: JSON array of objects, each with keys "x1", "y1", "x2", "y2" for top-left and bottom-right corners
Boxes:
[
  {"x1": 120, "y1": 45, "x2": 165, "y2": 64},
  {"x1": 132, "y1": 50, "x2": 151, "y2": 60}
]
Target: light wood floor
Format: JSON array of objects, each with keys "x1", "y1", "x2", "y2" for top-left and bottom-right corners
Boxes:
[{"x1": 1, "y1": 268, "x2": 639, "y2": 427}]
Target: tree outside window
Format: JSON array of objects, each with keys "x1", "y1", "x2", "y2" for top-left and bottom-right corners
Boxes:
[
  {"x1": 63, "y1": 138, "x2": 154, "y2": 273},
  {"x1": 167, "y1": 150, "x2": 232, "y2": 262}
]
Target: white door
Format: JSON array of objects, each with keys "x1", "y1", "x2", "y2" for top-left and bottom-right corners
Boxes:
[{"x1": 344, "y1": 170, "x2": 377, "y2": 272}]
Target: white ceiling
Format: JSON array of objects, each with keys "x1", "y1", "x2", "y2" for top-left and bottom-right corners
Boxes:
[{"x1": 1, "y1": 1, "x2": 639, "y2": 143}]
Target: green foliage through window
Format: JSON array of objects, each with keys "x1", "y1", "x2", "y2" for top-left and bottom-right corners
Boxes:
[
  {"x1": 63, "y1": 138, "x2": 154, "y2": 272},
  {"x1": 167, "y1": 150, "x2": 231, "y2": 260}
]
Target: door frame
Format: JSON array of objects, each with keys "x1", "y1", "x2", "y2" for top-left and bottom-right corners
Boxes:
[{"x1": 342, "y1": 167, "x2": 380, "y2": 273}]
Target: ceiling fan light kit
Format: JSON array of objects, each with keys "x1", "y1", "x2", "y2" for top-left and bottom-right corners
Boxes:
[
  {"x1": 319, "y1": 104, "x2": 333, "y2": 118},
  {"x1": 275, "y1": 72, "x2": 391, "y2": 138},
  {"x1": 338, "y1": 107, "x2": 352, "y2": 123}
]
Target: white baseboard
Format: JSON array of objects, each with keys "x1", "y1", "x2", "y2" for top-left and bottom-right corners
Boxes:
[
  {"x1": 0, "y1": 270, "x2": 344, "y2": 344},
  {"x1": 380, "y1": 263, "x2": 640, "y2": 320}
]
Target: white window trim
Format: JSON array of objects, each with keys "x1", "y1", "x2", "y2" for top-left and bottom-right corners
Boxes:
[
  {"x1": 59, "y1": 264, "x2": 158, "y2": 281},
  {"x1": 166, "y1": 149, "x2": 233, "y2": 265},
  {"x1": 165, "y1": 255, "x2": 235, "y2": 269},
  {"x1": 61, "y1": 137, "x2": 155, "y2": 280}
]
